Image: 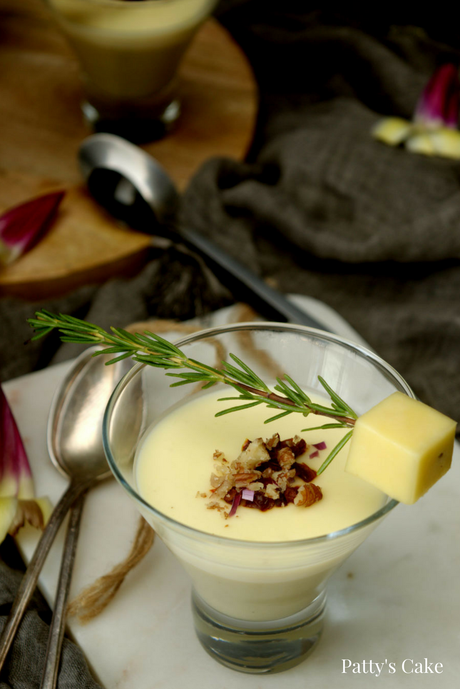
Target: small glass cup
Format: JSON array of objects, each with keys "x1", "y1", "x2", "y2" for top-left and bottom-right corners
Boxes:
[
  {"x1": 45, "y1": 0, "x2": 217, "y2": 140},
  {"x1": 103, "y1": 323, "x2": 412, "y2": 674}
]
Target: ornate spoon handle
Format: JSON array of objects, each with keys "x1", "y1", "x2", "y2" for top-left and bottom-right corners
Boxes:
[
  {"x1": 0, "y1": 479, "x2": 89, "y2": 670},
  {"x1": 40, "y1": 490, "x2": 88, "y2": 689}
]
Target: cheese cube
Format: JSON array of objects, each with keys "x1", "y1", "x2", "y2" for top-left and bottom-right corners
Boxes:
[{"x1": 345, "y1": 392, "x2": 456, "y2": 504}]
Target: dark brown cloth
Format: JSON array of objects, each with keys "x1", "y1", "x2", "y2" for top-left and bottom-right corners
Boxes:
[
  {"x1": 1, "y1": 4, "x2": 460, "y2": 687},
  {"x1": 179, "y1": 6, "x2": 460, "y2": 424},
  {"x1": 0, "y1": 543, "x2": 102, "y2": 689},
  {"x1": 180, "y1": 96, "x2": 460, "y2": 423}
]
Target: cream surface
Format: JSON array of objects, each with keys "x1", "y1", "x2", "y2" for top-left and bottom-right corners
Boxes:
[
  {"x1": 135, "y1": 388, "x2": 386, "y2": 542},
  {"x1": 48, "y1": 0, "x2": 215, "y2": 99},
  {"x1": 49, "y1": 0, "x2": 214, "y2": 35}
]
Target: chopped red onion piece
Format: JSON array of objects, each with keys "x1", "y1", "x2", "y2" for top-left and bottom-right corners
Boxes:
[
  {"x1": 228, "y1": 491, "x2": 242, "y2": 517},
  {"x1": 241, "y1": 489, "x2": 255, "y2": 502},
  {"x1": 309, "y1": 450, "x2": 319, "y2": 459},
  {"x1": 313, "y1": 441, "x2": 327, "y2": 451}
]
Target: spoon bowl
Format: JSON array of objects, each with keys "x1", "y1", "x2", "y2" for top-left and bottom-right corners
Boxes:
[
  {"x1": 47, "y1": 347, "x2": 124, "y2": 482},
  {"x1": 79, "y1": 132, "x2": 178, "y2": 231},
  {"x1": 78, "y1": 133, "x2": 330, "y2": 331}
]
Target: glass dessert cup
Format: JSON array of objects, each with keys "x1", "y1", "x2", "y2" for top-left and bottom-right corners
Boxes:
[
  {"x1": 45, "y1": 0, "x2": 217, "y2": 141},
  {"x1": 103, "y1": 323, "x2": 412, "y2": 674}
]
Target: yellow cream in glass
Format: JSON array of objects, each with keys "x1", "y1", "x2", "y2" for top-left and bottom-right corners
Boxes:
[
  {"x1": 103, "y1": 322, "x2": 408, "y2": 672},
  {"x1": 134, "y1": 388, "x2": 385, "y2": 620},
  {"x1": 46, "y1": 0, "x2": 216, "y2": 124},
  {"x1": 136, "y1": 388, "x2": 385, "y2": 542}
]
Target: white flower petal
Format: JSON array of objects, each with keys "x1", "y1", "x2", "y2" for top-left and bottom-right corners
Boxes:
[
  {"x1": 35, "y1": 496, "x2": 53, "y2": 525},
  {"x1": 405, "y1": 132, "x2": 437, "y2": 156},
  {"x1": 0, "y1": 497, "x2": 18, "y2": 544},
  {"x1": 372, "y1": 118, "x2": 412, "y2": 146},
  {"x1": 429, "y1": 127, "x2": 460, "y2": 159}
]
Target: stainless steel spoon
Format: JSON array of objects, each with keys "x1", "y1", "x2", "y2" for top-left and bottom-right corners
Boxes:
[
  {"x1": 0, "y1": 347, "x2": 132, "y2": 686},
  {"x1": 78, "y1": 133, "x2": 330, "y2": 331}
]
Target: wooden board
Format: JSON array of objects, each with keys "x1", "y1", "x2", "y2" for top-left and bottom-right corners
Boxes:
[{"x1": 0, "y1": 0, "x2": 257, "y2": 299}]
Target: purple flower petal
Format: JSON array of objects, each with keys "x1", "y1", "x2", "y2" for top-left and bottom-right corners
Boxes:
[
  {"x1": 0, "y1": 385, "x2": 34, "y2": 499},
  {"x1": 414, "y1": 64, "x2": 460, "y2": 129},
  {"x1": 0, "y1": 191, "x2": 65, "y2": 265}
]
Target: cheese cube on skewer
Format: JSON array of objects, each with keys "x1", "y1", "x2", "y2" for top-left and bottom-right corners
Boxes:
[{"x1": 345, "y1": 392, "x2": 457, "y2": 504}]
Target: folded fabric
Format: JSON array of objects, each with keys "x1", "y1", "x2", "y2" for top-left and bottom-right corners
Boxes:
[
  {"x1": 179, "y1": 12, "x2": 460, "y2": 424},
  {"x1": 0, "y1": 546, "x2": 102, "y2": 689}
]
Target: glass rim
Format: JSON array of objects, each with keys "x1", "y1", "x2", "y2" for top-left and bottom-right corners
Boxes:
[{"x1": 103, "y1": 321, "x2": 406, "y2": 548}]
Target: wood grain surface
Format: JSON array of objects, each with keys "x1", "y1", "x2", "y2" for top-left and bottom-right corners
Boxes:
[{"x1": 0, "y1": 0, "x2": 257, "y2": 299}]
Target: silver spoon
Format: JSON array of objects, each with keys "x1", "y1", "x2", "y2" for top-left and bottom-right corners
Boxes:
[
  {"x1": 0, "y1": 346, "x2": 132, "y2": 685},
  {"x1": 78, "y1": 133, "x2": 331, "y2": 332}
]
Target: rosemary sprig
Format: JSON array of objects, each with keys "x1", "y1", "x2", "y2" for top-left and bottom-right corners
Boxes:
[{"x1": 27, "y1": 310, "x2": 357, "y2": 475}]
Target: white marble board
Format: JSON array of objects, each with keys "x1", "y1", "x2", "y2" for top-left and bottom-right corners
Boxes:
[{"x1": 3, "y1": 298, "x2": 459, "y2": 689}]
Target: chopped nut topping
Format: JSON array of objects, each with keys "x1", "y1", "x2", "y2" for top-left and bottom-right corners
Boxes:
[
  {"x1": 206, "y1": 500, "x2": 228, "y2": 514},
  {"x1": 210, "y1": 473, "x2": 224, "y2": 488},
  {"x1": 265, "y1": 483, "x2": 280, "y2": 500},
  {"x1": 293, "y1": 483, "x2": 323, "y2": 507},
  {"x1": 203, "y1": 433, "x2": 323, "y2": 516},
  {"x1": 265, "y1": 433, "x2": 280, "y2": 451},
  {"x1": 234, "y1": 471, "x2": 262, "y2": 487},
  {"x1": 247, "y1": 481, "x2": 264, "y2": 492},
  {"x1": 236, "y1": 437, "x2": 270, "y2": 471},
  {"x1": 213, "y1": 449, "x2": 226, "y2": 463},
  {"x1": 276, "y1": 446, "x2": 296, "y2": 469}
]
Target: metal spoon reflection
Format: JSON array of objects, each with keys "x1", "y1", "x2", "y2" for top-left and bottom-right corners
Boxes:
[{"x1": 78, "y1": 133, "x2": 330, "y2": 332}]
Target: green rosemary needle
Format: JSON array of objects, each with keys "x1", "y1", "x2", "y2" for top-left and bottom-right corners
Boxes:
[{"x1": 27, "y1": 310, "x2": 357, "y2": 475}]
